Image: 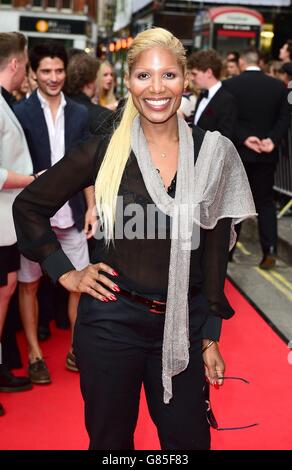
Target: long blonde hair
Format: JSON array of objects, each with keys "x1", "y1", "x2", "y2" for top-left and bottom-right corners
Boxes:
[
  {"x1": 95, "y1": 27, "x2": 186, "y2": 244},
  {"x1": 97, "y1": 60, "x2": 116, "y2": 106}
]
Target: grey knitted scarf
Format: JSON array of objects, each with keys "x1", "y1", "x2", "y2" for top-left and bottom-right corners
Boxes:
[{"x1": 131, "y1": 114, "x2": 256, "y2": 404}]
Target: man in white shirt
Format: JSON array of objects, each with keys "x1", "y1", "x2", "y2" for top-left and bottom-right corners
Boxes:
[
  {"x1": 0, "y1": 32, "x2": 34, "y2": 414},
  {"x1": 15, "y1": 42, "x2": 95, "y2": 384},
  {"x1": 188, "y1": 49, "x2": 237, "y2": 141}
]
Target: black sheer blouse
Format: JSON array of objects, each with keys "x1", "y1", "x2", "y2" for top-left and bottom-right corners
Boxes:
[{"x1": 13, "y1": 133, "x2": 234, "y2": 340}]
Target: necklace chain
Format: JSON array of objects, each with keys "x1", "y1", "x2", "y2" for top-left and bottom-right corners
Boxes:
[{"x1": 146, "y1": 138, "x2": 178, "y2": 159}]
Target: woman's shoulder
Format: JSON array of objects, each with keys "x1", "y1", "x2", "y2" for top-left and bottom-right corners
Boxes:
[
  {"x1": 66, "y1": 133, "x2": 110, "y2": 176},
  {"x1": 193, "y1": 129, "x2": 238, "y2": 180},
  {"x1": 194, "y1": 128, "x2": 234, "y2": 154}
]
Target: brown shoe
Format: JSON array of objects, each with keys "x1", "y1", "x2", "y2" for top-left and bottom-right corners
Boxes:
[
  {"x1": 66, "y1": 351, "x2": 79, "y2": 372},
  {"x1": 259, "y1": 253, "x2": 276, "y2": 270},
  {"x1": 28, "y1": 358, "x2": 51, "y2": 384}
]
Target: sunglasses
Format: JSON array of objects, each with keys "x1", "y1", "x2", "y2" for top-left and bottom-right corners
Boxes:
[{"x1": 204, "y1": 376, "x2": 259, "y2": 431}]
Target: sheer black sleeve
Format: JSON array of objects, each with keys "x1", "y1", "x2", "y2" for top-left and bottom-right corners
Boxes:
[
  {"x1": 201, "y1": 218, "x2": 234, "y2": 341},
  {"x1": 13, "y1": 135, "x2": 103, "y2": 283}
]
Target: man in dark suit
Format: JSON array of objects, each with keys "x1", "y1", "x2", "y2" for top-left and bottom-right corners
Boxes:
[
  {"x1": 224, "y1": 48, "x2": 290, "y2": 269},
  {"x1": 65, "y1": 52, "x2": 113, "y2": 135},
  {"x1": 188, "y1": 50, "x2": 237, "y2": 141},
  {"x1": 14, "y1": 42, "x2": 94, "y2": 383}
]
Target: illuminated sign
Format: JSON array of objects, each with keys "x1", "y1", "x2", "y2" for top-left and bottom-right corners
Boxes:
[
  {"x1": 108, "y1": 37, "x2": 133, "y2": 53},
  {"x1": 35, "y1": 20, "x2": 49, "y2": 33},
  {"x1": 20, "y1": 16, "x2": 87, "y2": 35}
]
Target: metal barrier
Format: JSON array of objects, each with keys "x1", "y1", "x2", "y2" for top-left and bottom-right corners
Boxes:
[{"x1": 274, "y1": 112, "x2": 292, "y2": 218}]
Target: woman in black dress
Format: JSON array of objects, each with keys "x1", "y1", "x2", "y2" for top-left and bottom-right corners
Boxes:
[{"x1": 13, "y1": 28, "x2": 255, "y2": 450}]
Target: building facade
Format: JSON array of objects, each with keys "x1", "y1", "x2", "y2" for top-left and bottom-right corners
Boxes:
[
  {"x1": 0, "y1": 0, "x2": 97, "y2": 51},
  {"x1": 109, "y1": 0, "x2": 292, "y2": 58}
]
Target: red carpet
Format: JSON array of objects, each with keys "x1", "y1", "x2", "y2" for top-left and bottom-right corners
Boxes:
[{"x1": 1, "y1": 279, "x2": 291, "y2": 450}]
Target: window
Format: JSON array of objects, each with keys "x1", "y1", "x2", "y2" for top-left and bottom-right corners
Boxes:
[
  {"x1": 32, "y1": 0, "x2": 42, "y2": 7},
  {"x1": 61, "y1": 0, "x2": 72, "y2": 9},
  {"x1": 116, "y1": 0, "x2": 125, "y2": 13},
  {"x1": 0, "y1": 0, "x2": 12, "y2": 5},
  {"x1": 47, "y1": 0, "x2": 57, "y2": 8}
]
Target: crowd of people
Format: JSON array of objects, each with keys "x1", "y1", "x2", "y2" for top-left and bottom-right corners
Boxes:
[
  {"x1": 182, "y1": 46, "x2": 291, "y2": 268},
  {"x1": 0, "y1": 28, "x2": 291, "y2": 449},
  {"x1": 0, "y1": 32, "x2": 117, "y2": 416}
]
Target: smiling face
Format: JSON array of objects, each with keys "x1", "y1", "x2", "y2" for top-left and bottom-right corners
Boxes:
[
  {"x1": 125, "y1": 46, "x2": 187, "y2": 125},
  {"x1": 34, "y1": 56, "x2": 66, "y2": 99}
]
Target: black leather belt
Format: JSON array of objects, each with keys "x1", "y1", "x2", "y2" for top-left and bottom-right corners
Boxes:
[
  {"x1": 118, "y1": 287, "x2": 166, "y2": 314},
  {"x1": 117, "y1": 286, "x2": 200, "y2": 314}
]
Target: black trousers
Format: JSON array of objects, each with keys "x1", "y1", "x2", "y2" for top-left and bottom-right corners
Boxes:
[
  {"x1": 2, "y1": 288, "x2": 22, "y2": 369},
  {"x1": 244, "y1": 162, "x2": 277, "y2": 254},
  {"x1": 73, "y1": 292, "x2": 210, "y2": 450}
]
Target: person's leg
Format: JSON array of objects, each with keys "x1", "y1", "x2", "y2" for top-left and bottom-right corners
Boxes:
[
  {"x1": 144, "y1": 338, "x2": 210, "y2": 450},
  {"x1": 74, "y1": 321, "x2": 145, "y2": 450},
  {"x1": 66, "y1": 291, "x2": 80, "y2": 371},
  {"x1": 255, "y1": 163, "x2": 277, "y2": 254},
  {"x1": 245, "y1": 162, "x2": 277, "y2": 255},
  {"x1": 0, "y1": 272, "x2": 17, "y2": 338},
  {"x1": 18, "y1": 279, "x2": 41, "y2": 362},
  {"x1": 0, "y1": 248, "x2": 32, "y2": 396},
  {"x1": 37, "y1": 276, "x2": 53, "y2": 341},
  {"x1": 73, "y1": 292, "x2": 155, "y2": 450},
  {"x1": 55, "y1": 227, "x2": 89, "y2": 369},
  {"x1": 0, "y1": 273, "x2": 32, "y2": 393},
  {"x1": 68, "y1": 291, "x2": 80, "y2": 347},
  {"x1": 1, "y1": 284, "x2": 22, "y2": 369},
  {"x1": 18, "y1": 256, "x2": 50, "y2": 383}
]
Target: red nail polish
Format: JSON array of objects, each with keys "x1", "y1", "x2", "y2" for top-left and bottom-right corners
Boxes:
[
  {"x1": 112, "y1": 270, "x2": 119, "y2": 276},
  {"x1": 109, "y1": 295, "x2": 117, "y2": 301},
  {"x1": 112, "y1": 286, "x2": 120, "y2": 292}
]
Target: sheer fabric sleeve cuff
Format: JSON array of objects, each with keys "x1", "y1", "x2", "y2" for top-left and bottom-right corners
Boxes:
[
  {"x1": 201, "y1": 315, "x2": 222, "y2": 341},
  {"x1": 209, "y1": 295, "x2": 235, "y2": 320},
  {"x1": 0, "y1": 168, "x2": 8, "y2": 190},
  {"x1": 41, "y1": 248, "x2": 75, "y2": 284}
]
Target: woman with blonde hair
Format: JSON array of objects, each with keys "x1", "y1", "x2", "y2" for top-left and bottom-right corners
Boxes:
[
  {"x1": 13, "y1": 27, "x2": 255, "y2": 450},
  {"x1": 95, "y1": 60, "x2": 118, "y2": 111}
]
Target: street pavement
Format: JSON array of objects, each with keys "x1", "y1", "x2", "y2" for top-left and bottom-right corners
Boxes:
[{"x1": 228, "y1": 214, "x2": 292, "y2": 343}]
